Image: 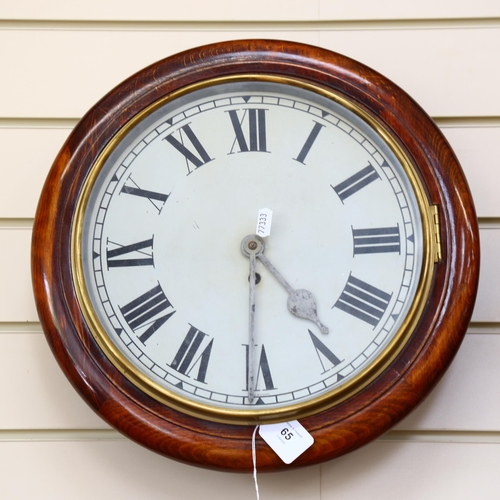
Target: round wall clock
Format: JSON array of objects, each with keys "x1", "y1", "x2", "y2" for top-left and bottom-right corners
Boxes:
[{"x1": 32, "y1": 39, "x2": 480, "y2": 471}]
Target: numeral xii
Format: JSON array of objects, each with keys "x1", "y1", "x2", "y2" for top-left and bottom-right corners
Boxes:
[{"x1": 227, "y1": 108, "x2": 268, "y2": 153}]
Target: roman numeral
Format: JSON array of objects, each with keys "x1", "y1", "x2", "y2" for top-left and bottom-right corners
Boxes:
[
  {"x1": 106, "y1": 237, "x2": 154, "y2": 268},
  {"x1": 331, "y1": 163, "x2": 381, "y2": 202},
  {"x1": 227, "y1": 108, "x2": 268, "y2": 153},
  {"x1": 120, "y1": 177, "x2": 169, "y2": 213},
  {"x1": 170, "y1": 325, "x2": 213, "y2": 383},
  {"x1": 333, "y1": 274, "x2": 392, "y2": 327},
  {"x1": 352, "y1": 225, "x2": 401, "y2": 255},
  {"x1": 293, "y1": 121, "x2": 325, "y2": 164},
  {"x1": 165, "y1": 124, "x2": 213, "y2": 174},
  {"x1": 244, "y1": 344, "x2": 276, "y2": 392},
  {"x1": 120, "y1": 283, "x2": 175, "y2": 344},
  {"x1": 308, "y1": 330, "x2": 343, "y2": 373}
]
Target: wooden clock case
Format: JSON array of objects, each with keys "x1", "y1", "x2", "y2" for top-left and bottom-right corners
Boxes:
[{"x1": 31, "y1": 39, "x2": 480, "y2": 472}]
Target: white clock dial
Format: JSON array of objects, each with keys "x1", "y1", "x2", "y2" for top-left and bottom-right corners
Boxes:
[{"x1": 75, "y1": 77, "x2": 430, "y2": 421}]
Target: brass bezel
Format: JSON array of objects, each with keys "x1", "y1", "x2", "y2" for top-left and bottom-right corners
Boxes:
[{"x1": 72, "y1": 74, "x2": 436, "y2": 425}]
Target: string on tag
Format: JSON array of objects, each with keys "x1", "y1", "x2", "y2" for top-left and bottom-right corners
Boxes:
[{"x1": 252, "y1": 425, "x2": 260, "y2": 500}]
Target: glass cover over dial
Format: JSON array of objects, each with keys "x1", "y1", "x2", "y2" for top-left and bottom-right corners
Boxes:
[{"x1": 73, "y1": 77, "x2": 432, "y2": 423}]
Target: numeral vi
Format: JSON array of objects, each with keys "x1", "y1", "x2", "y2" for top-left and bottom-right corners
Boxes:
[{"x1": 244, "y1": 344, "x2": 276, "y2": 393}]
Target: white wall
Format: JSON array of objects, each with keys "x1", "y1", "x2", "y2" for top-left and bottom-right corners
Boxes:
[{"x1": 1, "y1": 2, "x2": 500, "y2": 498}]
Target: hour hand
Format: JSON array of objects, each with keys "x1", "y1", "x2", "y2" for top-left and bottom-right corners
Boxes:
[
  {"x1": 287, "y1": 289, "x2": 329, "y2": 335},
  {"x1": 241, "y1": 235, "x2": 329, "y2": 334}
]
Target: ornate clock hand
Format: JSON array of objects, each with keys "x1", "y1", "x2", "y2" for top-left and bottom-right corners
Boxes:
[
  {"x1": 241, "y1": 234, "x2": 266, "y2": 403},
  {"x1": 241, "y1": 235, "x2": 329, "y2": 334},
  {"x1": 247, "y1": 243, "x2": 257, "y2": 404}
]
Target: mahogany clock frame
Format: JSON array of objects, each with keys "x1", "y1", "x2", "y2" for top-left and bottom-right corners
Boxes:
[{"x1": 31, "y1": 39, "x2": 480, "y2": 472}]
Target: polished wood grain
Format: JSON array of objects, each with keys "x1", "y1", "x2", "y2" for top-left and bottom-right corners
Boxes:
[{"x1": 31, "y1": 39, "x2": 480, "y2": 472}]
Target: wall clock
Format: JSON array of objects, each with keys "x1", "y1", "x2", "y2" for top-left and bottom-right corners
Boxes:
[{"x1": 32, "y1": 39, "x2": 480, "y2": 471}]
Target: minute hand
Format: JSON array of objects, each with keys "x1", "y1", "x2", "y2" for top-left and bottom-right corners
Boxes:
[{"x1": 257, "y1": 251, "x2": 329, "y2": 335}]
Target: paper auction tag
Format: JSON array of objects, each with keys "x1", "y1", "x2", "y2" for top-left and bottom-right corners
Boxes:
[
  {"x1": 256, "y1": 208, "x2": 273, "y2": 237},
  {"x1": 259, "y1": 420, "x2": 314, "y2": 464}
]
